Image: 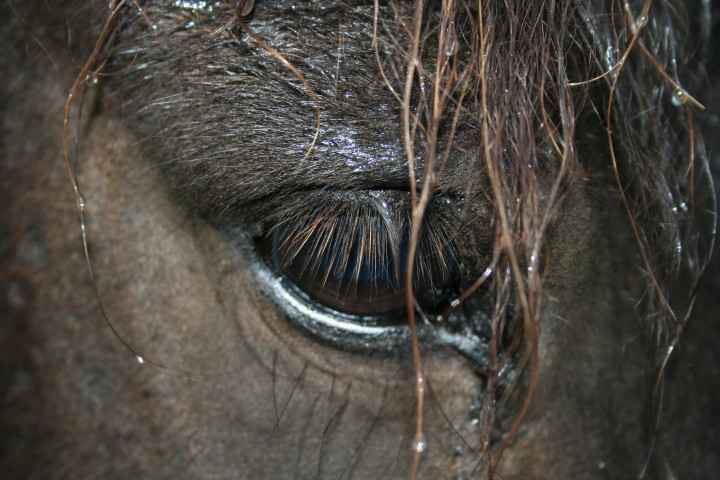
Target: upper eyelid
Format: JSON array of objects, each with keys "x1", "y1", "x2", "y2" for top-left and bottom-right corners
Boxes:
[
  {"x1": 260, "y1": 189, "x2": 466, "y2": 219},
  {"x1": 258, "y1": 189, "x2": 476, "y2": 280},
  {"x1": 258, "y1": 190, "x2": 469, "y2": 243}
]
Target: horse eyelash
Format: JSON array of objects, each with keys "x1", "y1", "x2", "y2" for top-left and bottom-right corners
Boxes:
[
  {"x1": 265, "y1": 198, "x2": 460, "y2": 291},
  {"x1": 269, "y1": 203, "x2": 394, "y2": 289}
]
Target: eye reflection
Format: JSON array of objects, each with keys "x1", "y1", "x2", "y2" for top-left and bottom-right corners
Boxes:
[{"x1": 263, "y1": 196, "x2": 458, "y2": 324}]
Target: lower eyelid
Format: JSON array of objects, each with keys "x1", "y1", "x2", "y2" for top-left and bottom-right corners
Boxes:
[
  {"x1": 253, "y1": 241, "x2": 502, "y2": 369},
  {"x1": 252, "y1": 254, "x2": 414, "y2": 352}
]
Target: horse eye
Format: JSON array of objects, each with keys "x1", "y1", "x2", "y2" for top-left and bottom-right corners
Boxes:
[
  {"x1": 269, "y1": 216, "x2": 455, "y2": 324},
  {"x1": 249, "y1": 192, "x2": 467, "y2": 352},
  {"x1": 246, "y1": 192, "x2": 487, "y2": 353}
]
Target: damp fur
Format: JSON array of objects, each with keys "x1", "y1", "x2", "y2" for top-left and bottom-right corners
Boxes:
[{"x1": 1, "y1": 0, "x2": 716, "y2": 479}]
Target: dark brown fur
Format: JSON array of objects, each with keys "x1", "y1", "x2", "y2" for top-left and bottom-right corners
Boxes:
[{"x1": 1, "y1": 1, "x2": 718, "y2": 478}]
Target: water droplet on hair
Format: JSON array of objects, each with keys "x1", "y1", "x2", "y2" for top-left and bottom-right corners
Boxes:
[
  {"x1": 136, "y1": 355, "x2": 145, "y2": 364},
  {"x1": 414, "y1": 435, "x2": 427, "y2": 453},
  {"x1": 445, "y1": 28, "x2": 456, "y2": 57},
  {"x1": 77, "y1": 194, "x2": 87, "y2": 212},
  {"x1": 635, "y1": 14, "x2": 648, "y2": 29},
  {"x1": 672, "y1": 89, "x2": 687, "y2": 106}
]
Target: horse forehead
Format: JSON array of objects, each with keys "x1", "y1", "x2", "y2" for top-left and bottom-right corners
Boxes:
[{"x1": 119, "y1": 5, "x2": 488, "y2": 202}]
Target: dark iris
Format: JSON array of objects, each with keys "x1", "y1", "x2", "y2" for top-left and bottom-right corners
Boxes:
[{"x1": 268, "y1": 213, "x2": 456, "y2": 322}]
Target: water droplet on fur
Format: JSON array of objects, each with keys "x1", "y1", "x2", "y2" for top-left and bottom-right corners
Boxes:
[
  {"x1": 6, "y1": 277, "x2": 29, "y2": 310},
  {"x1": 173, "y1": 0, "x2": 208, "y2": 10},
  {"x1": 635, "y1": 14, "x2": 648, "y2": 29},
  {"x1": 605, "y1": 45, "x2": 618, "y2": 67},
  {"x1": 137, "y1": 355, "x2": 145, "y2": 364}
]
